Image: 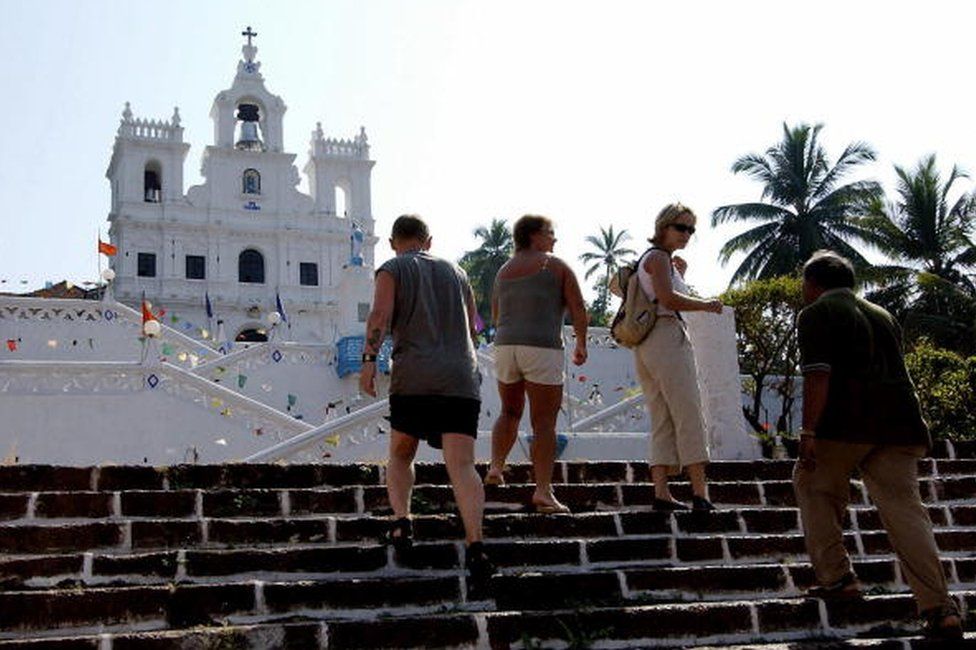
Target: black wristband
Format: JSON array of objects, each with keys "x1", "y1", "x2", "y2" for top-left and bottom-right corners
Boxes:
[{"x1": 361, "y1": 353, "x2": 378, "y2": 363}]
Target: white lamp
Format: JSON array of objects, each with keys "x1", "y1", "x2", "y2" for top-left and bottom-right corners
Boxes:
[
  {"x1": 268, "y1": 311, "x2": 282, "y2": 326},
  {"x1": 143, "y1": 320, "x2": 162, "y2": 338},
  {"x1": 100, "y1": 268, "x2": 116, "y2": 282}
]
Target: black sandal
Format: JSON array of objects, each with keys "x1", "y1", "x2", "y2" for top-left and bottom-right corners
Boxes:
[
  {"x1": 385, "y1": 517, "x2": 413, "y2": 552},
  {"x1": 806, "y1": 572, "x2": 862, "y2": 600}
]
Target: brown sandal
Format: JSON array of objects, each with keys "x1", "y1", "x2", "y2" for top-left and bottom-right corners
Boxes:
[{"x1": 806, "y1": 572, "x2": 863, "y2": 600}]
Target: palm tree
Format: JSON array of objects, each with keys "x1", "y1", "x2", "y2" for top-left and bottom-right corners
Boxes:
[
  {"x1": 860, "y1": 154, "x2": 976, "y2": 352},
  {"x1": 579, "y1": 225, "x2": 636, "y2": 324},
  {"x1": 458, "y1": 218, "x2": 513, "y2": 327},
  {"x1": 712, "y1": 122, "x2": 883, "y2": 285}
]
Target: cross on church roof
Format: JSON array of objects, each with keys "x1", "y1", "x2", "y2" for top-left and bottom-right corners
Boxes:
[{"x1": 242, "y1": 26, "x2": 257, "y2": 47}]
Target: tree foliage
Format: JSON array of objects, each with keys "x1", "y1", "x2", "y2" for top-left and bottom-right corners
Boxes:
[
  {"x1": 458, "y1": 218, "x2": 513, "y2": 327},
  {"x1": 859, "y1": 155, "x2": 976, "y2": 354},
  {"x1": 579, "y1": 225, "x2": 636, "y2": 326},
  {"x1": 721, "y1": 276, "x2": 804, "y2": 434},
  {"x1": 712, "y1": 123, "x2": 882, "y2": 285},
  {"x1": 904, "y1": 340, "x2": 976, "y2": 441}
]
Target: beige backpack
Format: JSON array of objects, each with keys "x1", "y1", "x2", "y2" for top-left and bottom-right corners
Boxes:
[{"x1": 609, "y1": 249, "x2": 658, "y2": 348}]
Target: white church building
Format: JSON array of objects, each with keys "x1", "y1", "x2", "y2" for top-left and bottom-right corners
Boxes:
[{"x1": 106, "y1": 27, "x2": 375, "y2": 345}]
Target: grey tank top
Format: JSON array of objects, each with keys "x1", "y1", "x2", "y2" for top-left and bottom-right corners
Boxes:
[
  {"x1": 493, "y1": 263, "x2": 565, "y2": 349},
  {"x1": 378, "y1": 251, "x2": 480, "y2": 400}
]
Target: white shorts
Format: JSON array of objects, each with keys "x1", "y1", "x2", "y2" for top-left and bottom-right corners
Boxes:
[{"x1": 494, "y1": 345, "x2": 564, "y2": 385}]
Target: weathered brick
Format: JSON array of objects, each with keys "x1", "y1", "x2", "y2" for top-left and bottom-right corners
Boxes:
[
  {"x1": 288, "y1": 487, "x2": 358, "y2": 515},
  {"x1": 789, "y1": 558, "x2": 897, "y2": 590},
  {"x1": 741, "y1": 508, "x2": 799, "y2": 533},
  {"x1": 755, "y1": 461, "x2": 795, "y2": 481},
  {"x1": 120, "y1": 490, "x2": 196, "y2": 517},
  {"x1": 184, "y1": 545, "x2": 386, "y2": 576},
  {"x1": 130, "y1": 520, "x2": 201, "y2": 549},
  {"x1": 0, "y1": 466, "x2": 92, "y2": 492},
  {"x1": 0, "y1": 586, "x2": 166, "y2": 631},
  {"x1": 824, "y1": 593, "x2": 916, "y2": 628},
  {"x1": 707, "y1": 461, "x2": 760, "y2": 482},
  {"x1": 95, "y1": 466, "x2": 164, "y2": 491},
  {"x1": 0, "y1": 523, "x2": 123, "y2": 554},
  {"x1": 627, "y1": 564, "x2": 786, "y2": 594},
  {"x1": 0, "y1": 637, "x2": 99, "y2": 648},
  {"x1": 708, "y1": 481, "x2": 762, "y2": 505},
  {"x1": 327, "y1": 614, "x2": 478, "y2": 649},
  {"x1": 203, "y1": 489, "x2": 282, "y2": 518},
  {"x1": 675, "y1": 537, "x2": 723, "y2": 561},
  {"x1": 34, "y1": 492, "x2": 113, "y2": 519},
  {"x1": 0, "y1": 493, "x2": 28, "y2": 520},
  {"x1": 492, "y1": 571, "x2": 622, "y2": 610},
  {"x1": 92, "y1": 552, "x2": 179, "y2": 578},
  {"x1": 586, "y1": 537, "x2": 670, "y2": 563},
  {"x1": 484, "y1": 512, "x2": 618, "y2": 539},
  {"x1": 674, "y1": 511, "x2": 741, "y2": 533},
  {"x1": 933, "y1": 477, "x2": 976, "y2": 501},
  {"x1": 618, "y1": 510, "x2": 672, "y2": 535},
  {"x1": 111, "y1": 623, "x2": 322, "y2": 650},
  {"x1": 0, "y1": 554, "x2": 83, "y2": 584},
  {"x1": 756, "y1": 599, "x2": 821, "y2": 633},
  {"x1": 486, "y1": 540, "x2": 580, "y2": 568},
  {"x1": 937, "y1": 459, "x2": 976, "y2": 476},
  {"x1": 263, "y1": 575, "x2": 458, "y2": 611},
  {"x1": 935, "y1": 530, "x2": 976, "y2": 552},
  {"x1": 954, "y1": 557, "x2": 976, "y2": 583},
  {"x1": 393, "y1": 541, "x2": 459, "y2": 570},
  {"x1": 552, "y1": 484, "x2": 620, "y2": 510},
  {"x1": 164, "y1": 583, "x2": 255, "y2": 627},
  {"x1": 564, "y1": 461, "x2": 630, "y2": 484},
  {"x1": 206, "y1": 518, "x2": 329, "y2": 546},
  {"x1": 727, "y1": 534, "x2": 807, "y2": 560}
]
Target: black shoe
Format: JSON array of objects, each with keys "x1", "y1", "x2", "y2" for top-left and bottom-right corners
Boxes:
[
  {"x1": 385, "y1": 517, "x2": 413, "y2": 553},
  {"x1": 692, "y1": 496, "x2": 716, "y2": 512},
  {"x1": 652, "y1": 498, "x2": 690, "y2": 511},
  {"x1": 465, "y1": 541, "x2": 497, "y2": 595},
  {"x1": 922, "y1": 605, "x2": 964, "y2": 640},
  {"x1": 806, "y1": 572, "x2": 863, "y2": 600}
]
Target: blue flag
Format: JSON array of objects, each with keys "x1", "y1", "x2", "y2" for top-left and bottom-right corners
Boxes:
[
  {"x1": 275, "y1": 291, "x2": 288, "y2": 323},
  {"x1": 205, "y1": 292, "x2": 214, "y2": 320}
]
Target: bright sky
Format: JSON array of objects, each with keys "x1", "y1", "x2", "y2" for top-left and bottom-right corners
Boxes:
[{"x1": 3, "y1": 1, "x2": 975, "y2": 301}]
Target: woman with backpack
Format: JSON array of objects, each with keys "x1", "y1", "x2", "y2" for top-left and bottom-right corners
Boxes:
[{"x1": 633, "y1": 203, "x2": 723, "y2": 511}]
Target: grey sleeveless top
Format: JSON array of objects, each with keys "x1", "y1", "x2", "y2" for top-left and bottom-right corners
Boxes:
[
  {"x1": 378, "y1": 251, "x2": 480, "y2": 400},
  {"x1": 493, "y1": 261, "x2": 565, "y2": 349}
]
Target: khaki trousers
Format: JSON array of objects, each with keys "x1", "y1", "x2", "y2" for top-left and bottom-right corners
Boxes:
[
  {"x1": 633, "y1": 317, "x2": 710, "y2": 473},
  {"x1": 793, "y1": 439, "x2": 955, "y2": 613}
]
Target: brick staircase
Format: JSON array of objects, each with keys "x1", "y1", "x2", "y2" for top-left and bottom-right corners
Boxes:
[{"x1": 1, "y1": 450, "x2": 975, "y2": 648}]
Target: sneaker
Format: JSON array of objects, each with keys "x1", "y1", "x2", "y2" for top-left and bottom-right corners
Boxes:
[{"x1": 692, "y1": 496, "x2": 716, "y2": 511}]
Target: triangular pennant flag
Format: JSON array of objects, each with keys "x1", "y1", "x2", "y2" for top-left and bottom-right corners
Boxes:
[
  {"x1": 324, "y1": 434, "x2": 341, "y2": 447},
  {"x1": 5, "y1": 340, "x2": 16, "y2": 352},
  {"x1": 276, "y1": 292, "x2": 288, "y2": 323},
  {"x1": 237, "y1": 374, "x2": 248, "y2": 388}
]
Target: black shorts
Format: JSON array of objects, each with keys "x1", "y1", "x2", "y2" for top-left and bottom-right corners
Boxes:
[{"x1": 389, "y1": 394, "x2": 480, "y2": 449}]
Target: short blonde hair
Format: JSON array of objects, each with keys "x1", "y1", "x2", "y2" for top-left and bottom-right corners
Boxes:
[{"x1": 650, "y1": 203, "x2": 697, "y2": 245}]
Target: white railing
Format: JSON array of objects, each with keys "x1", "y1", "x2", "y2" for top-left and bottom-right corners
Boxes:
[
  {"x1": 118, "y1": 117, "x2": 182, "y2": 142},
  {"x1": 243, "y1": 398, "x2": 390, "y2": 462},
  {"x1": 0, "y1": 297, "x2": 111, "y2": 324},
  {"x1": 193, "y1": 341, "x2": 333, "y2": 375},
  {"x1": 570, "y1": 393, "x2": 646, "y2": 432},
  {"x1": 109, "y1": 300, "x2": 220, "y2": 367}
]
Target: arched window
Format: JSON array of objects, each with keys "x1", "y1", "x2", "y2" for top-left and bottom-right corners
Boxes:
[
  {"x1": 334, "y1": 184, "x2": 348, "y2": 217},
  {"x1": 144, "y1": 162, "x2": 162, "y2": 203},
  {"x1": 238, "y1": 249, "x2": 265, "y2": 284},
  {"x1": 236, "y1": 328, "x2": 268, "y2": 343},
  {"x1": 243, "y1": 168, "x2": 261, "y2": 195}
]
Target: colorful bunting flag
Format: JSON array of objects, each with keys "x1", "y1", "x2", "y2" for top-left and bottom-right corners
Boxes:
[
  {"x1": 161, "y1": 343, "x2": 174, "y2": 356},
  {"x1": 287, "y1": 394, "x2": 297, "y2": 407},
  {"x1": 324, "y1": 434, "x2": 341, "y2": 447},
  {"x1": 237, "y1": 374, "x2": 248, "y2": 388},
  {"x1": 5, "y1": 340, "x2": 16, "y2": 352}
]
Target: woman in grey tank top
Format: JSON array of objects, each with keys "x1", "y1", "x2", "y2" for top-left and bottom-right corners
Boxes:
[{"x1": 485, "y1": 215, "x2": 588, "y2": 513}]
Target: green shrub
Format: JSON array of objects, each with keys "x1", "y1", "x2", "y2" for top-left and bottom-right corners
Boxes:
[{"x1": 905, "y1": 340, "x2": 976, "y2": 441}]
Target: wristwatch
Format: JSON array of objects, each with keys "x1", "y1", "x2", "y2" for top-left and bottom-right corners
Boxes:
[{"x1": 361, "y1": 353, "x2": 378, "y2": 363}]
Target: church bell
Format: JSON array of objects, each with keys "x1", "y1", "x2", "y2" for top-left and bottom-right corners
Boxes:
[{"x1": 235, "y1": 104, "x2": 264, "y2": 151}]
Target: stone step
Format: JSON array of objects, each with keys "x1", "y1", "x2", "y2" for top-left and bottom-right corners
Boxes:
[
  {"x1": 2, "y1": 482, "x2": 974, "y2": 523},
  {"x1": 1, "y1": 457, "x2": 974, "y2": 493},
  {"x1": 3, "y1": 506, "x2": 976, "y2": 556},
  {"x1": 0, "y1": 592, "x2": 971, "y2": 648}
]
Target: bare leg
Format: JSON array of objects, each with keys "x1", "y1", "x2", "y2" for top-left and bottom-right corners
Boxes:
[
  {"x1": 525, "y1": 381, "x2": 565, "y2": 508},
  {"x1": 487, "y1": 381, "x2": 525, "y2": 483},
  {"x1": 387, "y1": 430, "x2": 419, "y2": 519},
  {"x1": 651, "y1": 465, "x2": 673, "y2": 501},
  {"x1": 442, "y1": 433, "x2": 484, "y2": 544},
  {"x1": 687, "y1": 462, "x2": 708, "y2": 498}
]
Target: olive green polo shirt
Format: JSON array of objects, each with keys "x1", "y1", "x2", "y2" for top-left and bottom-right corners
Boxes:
[{"x1": 797, "y1": 288, "x2": 930, "y2": 448}]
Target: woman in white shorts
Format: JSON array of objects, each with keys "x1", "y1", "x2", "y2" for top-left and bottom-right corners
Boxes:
[{"x1": 485, "y1": 215, "x2": 588, "y2": 512}]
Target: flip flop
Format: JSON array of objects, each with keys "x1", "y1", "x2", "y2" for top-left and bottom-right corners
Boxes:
[
  {"x1": 483, "y1": 472, "x2": 505, "y2": 486},
  {"x1": 533, "y1": 501, "x2": 571, "y2": 514}
]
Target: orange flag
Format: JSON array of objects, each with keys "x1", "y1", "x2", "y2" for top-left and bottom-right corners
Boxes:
[{"x1": 98, "y1": 240, "x2": 118, "y2": 256}]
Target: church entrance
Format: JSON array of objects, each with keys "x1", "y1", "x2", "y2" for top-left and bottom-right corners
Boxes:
[{"x1": 235, "y1": 328, "x2": 268, "y2": 343}]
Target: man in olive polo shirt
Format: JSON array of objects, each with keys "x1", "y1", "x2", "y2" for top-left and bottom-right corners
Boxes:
[{"x1": 793, "y1": 250, "x2": 962, "y2": 640}]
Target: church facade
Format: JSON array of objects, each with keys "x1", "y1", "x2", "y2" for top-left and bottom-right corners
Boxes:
[{"x1": 105, "y1": 29, "x2": 375, "y2": 344}]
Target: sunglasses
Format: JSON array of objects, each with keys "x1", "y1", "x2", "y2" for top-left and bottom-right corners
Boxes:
[{"x1": 669, "y1": 223, "x2": 696, "y2": 235}]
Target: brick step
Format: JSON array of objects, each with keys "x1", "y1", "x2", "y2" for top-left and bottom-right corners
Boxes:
[
  {"x1": 4, "y1": 478, "x2": 975, "y2": 522},
  {"x1": 1, "y1": 458, "x2": 974, "y2": 493},
  {"x1": 0, "y1": 592, "x2": 972, "y2": 648},
  {"x1": 3, "y1": 506, "x2": 976, "y2": 555}
]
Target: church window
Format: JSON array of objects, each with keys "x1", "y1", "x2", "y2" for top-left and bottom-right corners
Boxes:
[
  {"x1": 185, "y1": 255, "x2": 206, "y2": 280},
  {"x1": 238, "y1": 249, "x2": 265, "y2": 284},
  {"x1": 144, "y1": 162, "x2": 162, "y2": 203},
  {"x1": 137, "y1": 253, "x2": 157, "y2": 277},
  {"x1": 334, "y1": 184, "x2": 348, "y2": 217},
  {"x1": 243, "y1": 169, "x2": 261, "y2": 195},
  {"x1": 299, "y1": 262, "x2": 318, "y2": 286}
]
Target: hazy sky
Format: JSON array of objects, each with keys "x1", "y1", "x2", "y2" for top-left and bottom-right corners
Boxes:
[{"x1": 2, "y1": 1, "x2": 975, "y2": 301}]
